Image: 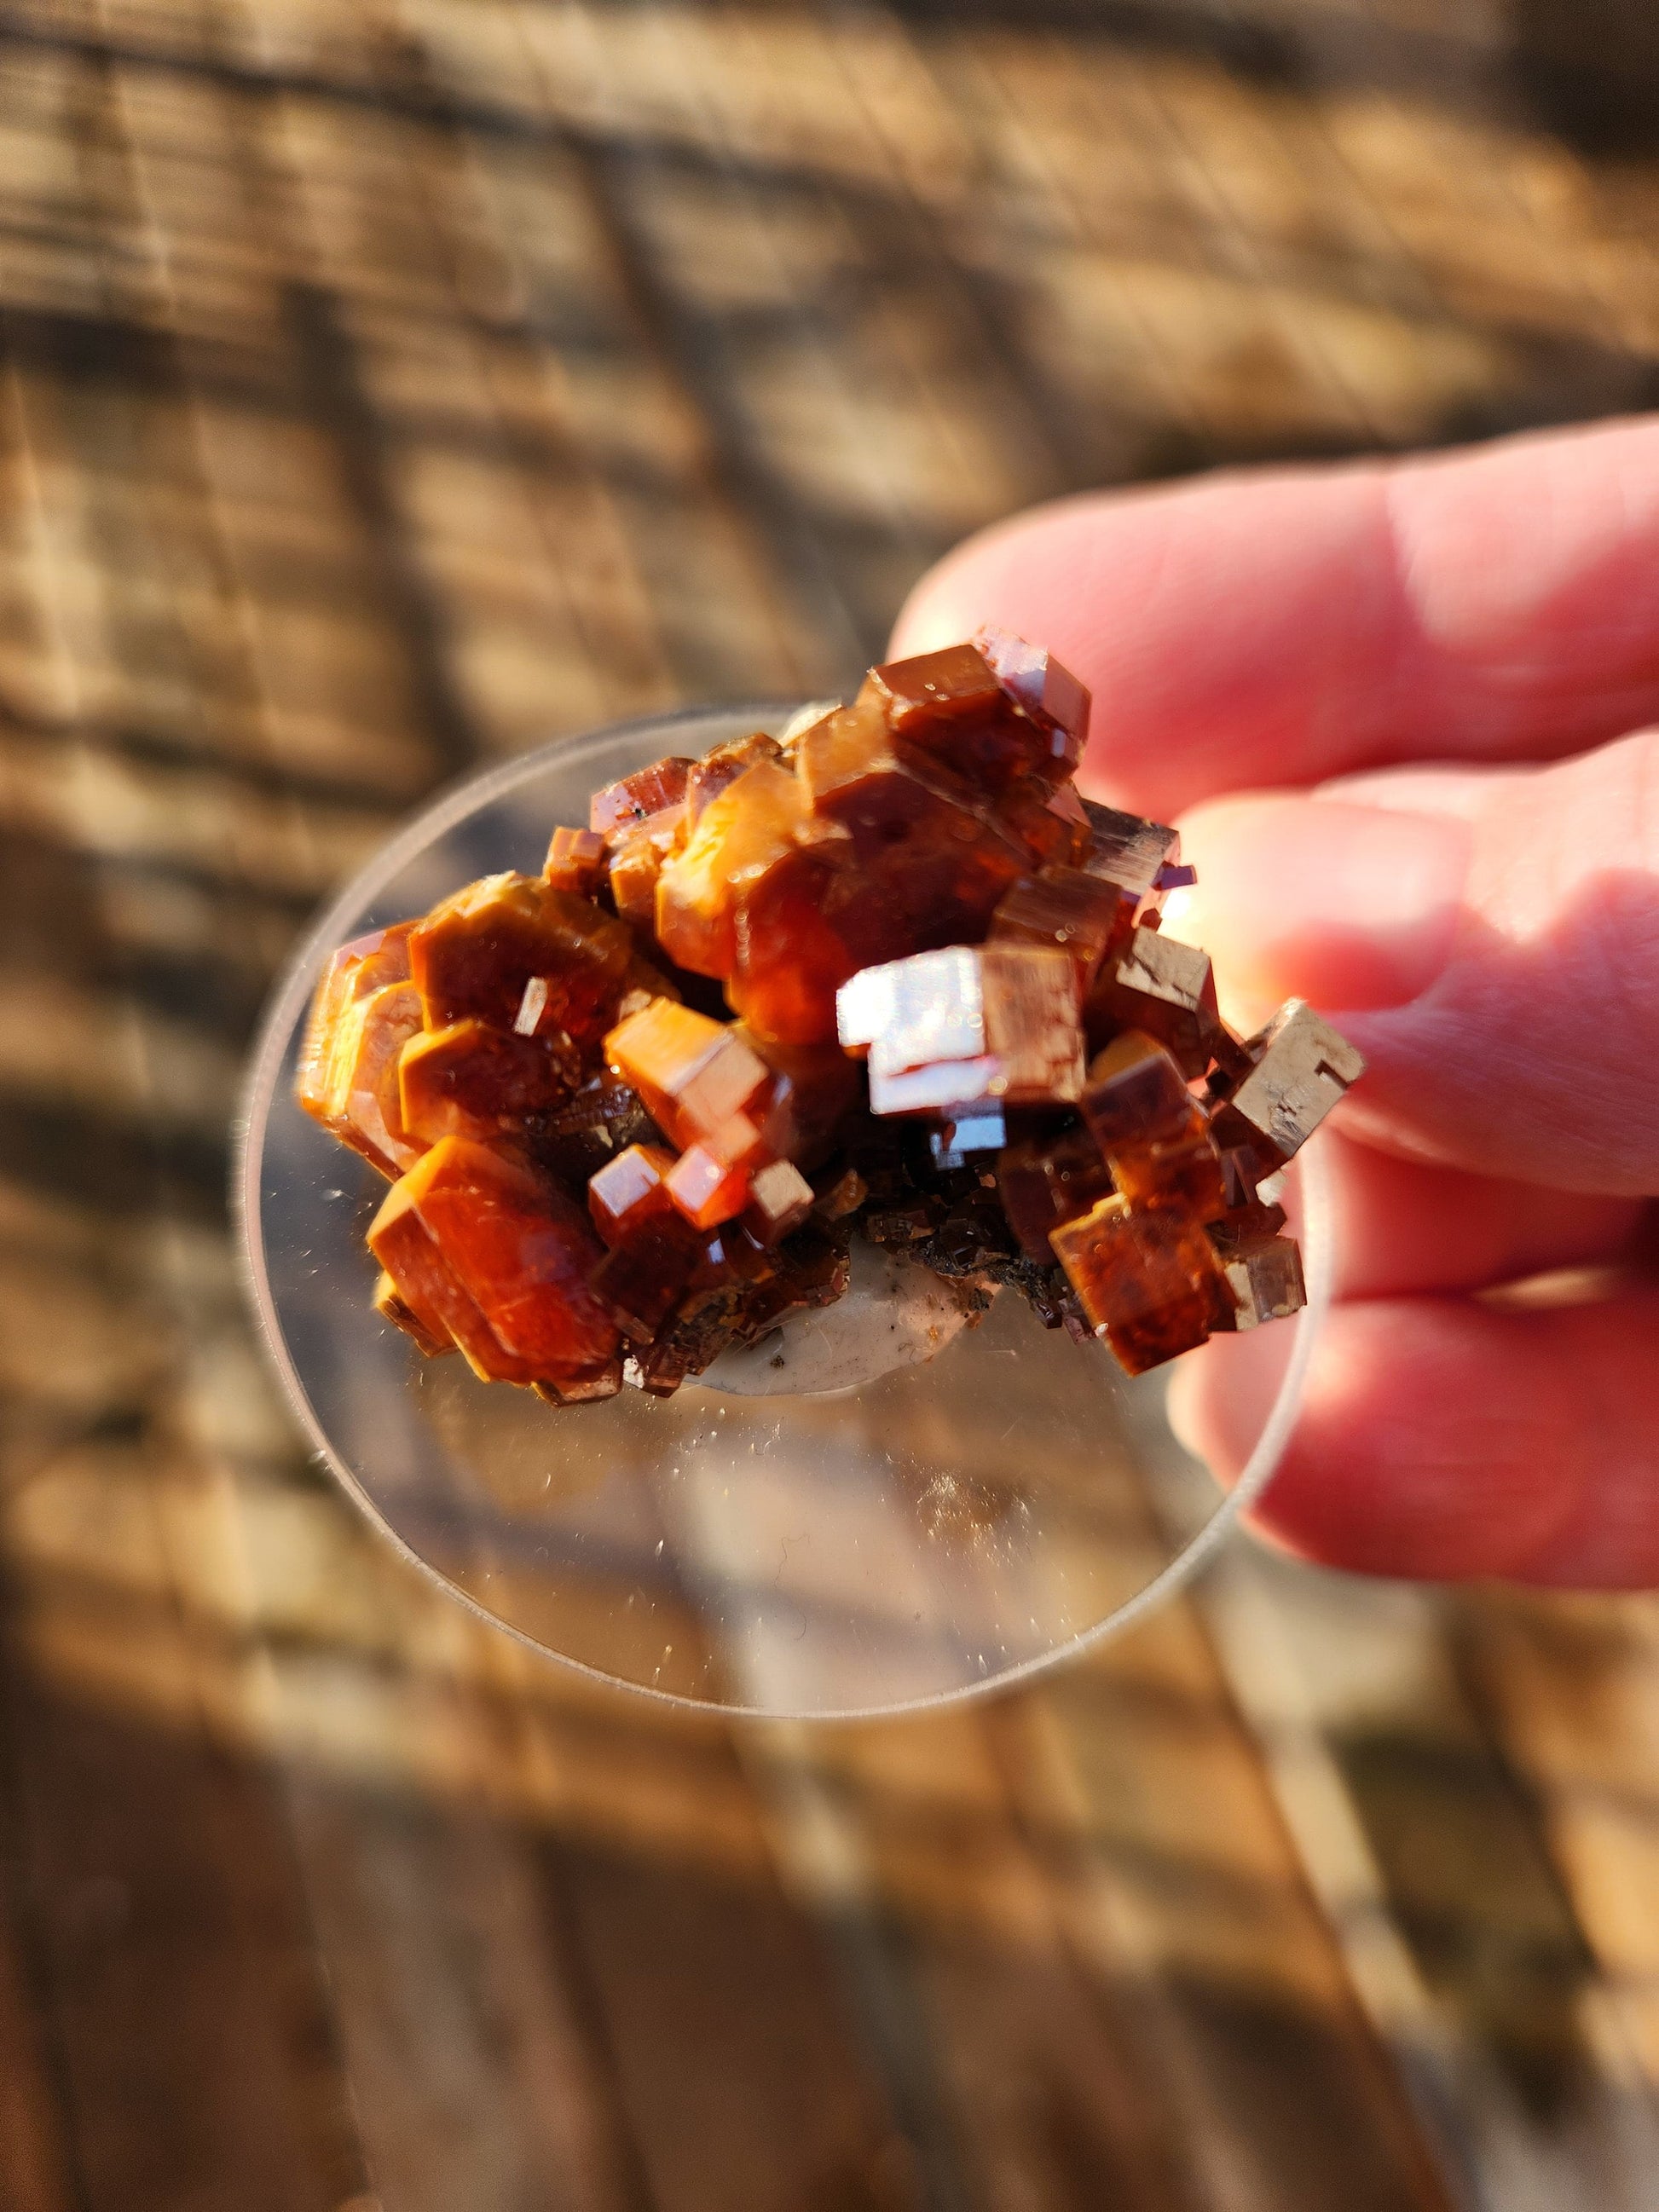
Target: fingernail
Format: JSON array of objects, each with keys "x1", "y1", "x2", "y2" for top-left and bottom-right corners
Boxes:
[{"x1": 1170, "y1": 796, "x2": 1471, "y2": 1017}]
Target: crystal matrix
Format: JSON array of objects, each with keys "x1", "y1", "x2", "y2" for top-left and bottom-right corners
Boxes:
[{"x1": 299, "y1": 632, "x2": 1362, "y2": 1399}]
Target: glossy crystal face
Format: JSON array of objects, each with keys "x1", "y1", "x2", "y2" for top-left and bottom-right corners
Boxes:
[{"x1": 296, "y1": 636, "x2": 1361, "y2": 1405}]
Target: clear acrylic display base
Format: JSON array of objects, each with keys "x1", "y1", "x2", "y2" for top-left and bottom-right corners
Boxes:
[{"x1": 236, "y1": 707, "x2": 1331, "y2": 1719}]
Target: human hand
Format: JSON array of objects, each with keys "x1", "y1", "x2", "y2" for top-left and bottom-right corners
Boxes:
[{"x1": 891, "y1": 415, "x2": 1659, "y2": 1589}]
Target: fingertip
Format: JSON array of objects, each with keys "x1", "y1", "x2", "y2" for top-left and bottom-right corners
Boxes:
[
  {"x1": 1165, "y1": 1323, "x2": 1293, "y2": 1482},
  {"x1": 1190, "y1": 1296, "x2": 1595, "y2": 1582},
  {"x1": 888, "y1": 501, "x2": 1090, "y2": 661},
  {"x1": 1171, "y1": 794, "x2": 1471, "y2": 1021}
]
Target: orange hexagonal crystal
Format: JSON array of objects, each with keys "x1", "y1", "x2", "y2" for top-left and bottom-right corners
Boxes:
[
  {"x1": 587, "y1": 1141, "x2": 680, "y2": 1245},
  {"x1": 726, "y1": 844, "x2": 909, "y2": 1047},
  {"x1": 299, "y1": 976, "x2": 425, "y2": 1179},
  {"x1": 604, "y1": 997, "x2": 772, "y2": 1151},
  {"x1": 589, "y1": 756, "x2": 694, "y2": 838},
  {"x1": 1080, "y1": 1031, "x2": 1226, "y2": 1221},
  {"x1": 990, "y1": 867, "x2": 1132, "y2": 987},
  {"x1": 298, "y1": 921, "x2": 414, "y2": 1123},
  {"x1": 410, "y1": 873, "x2": 633, "y2": 1045},
  {"x1": 655, "y1": 759, "x2": 806, "y2": 979},
  {"x1": 543, "y1": 825, "x2": 607, "y2": 897},
  {"x1": 399, "y1": 1018, "x2": 575, "y2": 1149},
  {"x1": 685, "y1": 730, "x2": 783, "y2": 826},
  {"x1": 1049, "y1": 1194, "x2": 1228, "y2": 1375},
  {"x1": 370, "y1": 1136, "x2": 619, "y2": 1386}
]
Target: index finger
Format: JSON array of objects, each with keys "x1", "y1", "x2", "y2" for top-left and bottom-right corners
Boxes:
[{"x1": 890, "y1": 414, "x2": 1659, "y2": 819}]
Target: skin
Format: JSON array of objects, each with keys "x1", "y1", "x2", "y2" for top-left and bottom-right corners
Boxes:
[{"x1": 891, "y1": 413, "x2": 1659, "y2": 1590}]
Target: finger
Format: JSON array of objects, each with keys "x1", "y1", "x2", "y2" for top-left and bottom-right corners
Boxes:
[
  {"x1": 1315, "y1": 1130, "x2": 1645, "y2": 1302},
  {"x1": 1168, "y1": 1283, "x2": 1659, "y2": 1590},
  {"x1": 891, "y1": 414, "x2": 1659, "y2": 819},
  {"x1": 1168, "y1": 729, "x2": 1659, "y2": 1194}
]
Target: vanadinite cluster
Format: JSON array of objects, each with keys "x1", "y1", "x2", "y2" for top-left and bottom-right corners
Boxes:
[{"x1": 298, "y1": 632, "x2": 1363, "y2": 1404}]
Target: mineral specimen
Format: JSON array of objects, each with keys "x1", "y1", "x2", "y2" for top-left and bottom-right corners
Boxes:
[
  {"x1": 298, "y1": 632, "x2": 1363, "y2": 1400},
  {"x1": 411, "y1": 873, "x2": 633, "y2": 1043},
  {"x1": 1086, "y1": 924, "x2": 1220, "y2": 1077},
  {"x1": 1210, "y1": 997, "x2": 1367, "y2": 1164},
  {"x1": 368, "y1": 1135, "x2": 619, "y2": 1388},
  {"x1": 989, "y1": 865, "x2": 1132, "y2": 985}
]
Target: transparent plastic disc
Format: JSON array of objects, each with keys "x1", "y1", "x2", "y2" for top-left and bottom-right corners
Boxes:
[{"x1": 236, "y1": 707, "x2": 1332, "y2": 1718}]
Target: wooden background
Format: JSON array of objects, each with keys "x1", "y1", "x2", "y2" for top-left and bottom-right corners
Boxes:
[{"x1": 3, "y1": 0, "x2": 1659, "y2": 2205}]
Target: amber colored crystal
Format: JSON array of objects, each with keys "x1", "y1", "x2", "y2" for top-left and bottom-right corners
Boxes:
[
  {"x1": 589, "y1": 756, "x2": 694, "y2": 838},
  {"x1": 685, "y1": 731, "x2": 783, "y2": 826},
  {"x1": 410, "y1": 873, "x2": 633, "y2": 1048},
  {"x1": 981, "y1": 942, "x2": 1085, "y2": 1106},
  {"x1": 795, "y1": 699, "x2": 1026, "y2": 944},
  {"x1": 1080, "y1": 1031, "x2": 1226, "y2": 1220},
  {"x1": 543, "y1": 825, "x2": 608, "y2": 898},
  {"x1": 993, "y1": 779, "x2": 1094, "y2": 870},
  {"x1": 399, "y1": 1019, "x2": 575, "y2": 1148},
  {"x1": 604, "y1": 999, "x2": 772, "y2": 1152},
  {"x1": 1049, "y1": 1193, "x2": 1228, "y2": 1375},
  {"x1": 534, "y1": 1359, "x2": 624, "y2": 1406},
  {"x1": 655, "y1": 759, "x2": 805, "y2": 978},
  {"x1": 1207, "y1": 1206, "x2": 1306, "y2": 1331},
  {"x1": 996, "y1": 1126, "x2": 1115, "y2": 1262},
  {"x1": 587, "y1": 1214, "x2": 702, "y2": 1340},
  {"x1": 990, "y1": 866, "x2": 1132, "y2": 986},
  {"x1": 740, "y1": 1158, "x2": 814, "y2": 1245},
  {"x1": 344, "y1": 982, "x2": 426, "y2": 1176},
  {"x1": 371, "y1": 1204, "x2": 519, "y2": 1381},
  {"x1": 298, "y1": 921, "x2": 414, "y2": 1118},
  {"x1": 300, "y1": 978, "x2": 426, "y2": 1179},
  {"x1": 586, "y1": 1141, "x2": 679, "y2": 1245},
  {"x1": 1211, "y1": 997, "x2": 1367, "y2": 1164},
  {"x1": 373, "y1": 1269, "x2": 454, "y2": 1357},
  {"x1": 726, "y1": 845, "x2": 904, "y2": 1047},
  {"x1": 607, "y1": 806, "x2": 686, "y2": 931},
  {"x1": 369, "y1": 1136, "x2": 620, "y2": 1387},
  {"x1": 745, "y1": 1030, "x2": 858, "y2": 1167},
  {"x1": 863, "y1": 644, "x2": 1061, "y2": 794},
  {"x1": 1078, "y1": 802, "x2": 1180, "y2": 901},
  {"x1": 974, "y1": 627, "x2": 1090, "y2": 769},
  {"x1": 865, "y1": 643, "x2": 1004, "y2": 735},
  {"x1": 1086, "y1": 926, "x2": 1220, "y2": 1077},
  {"x1": 297, "y1": 920, "x2": 422, "y2": 1158},
  {"x1": 812, "y1": 1164, "x2": 866, "y2": 1220},
  {"x1": 797, "y1": 694, "x2": 974, "y2": 840},
  {"x1": 664, "y1": 1134, "x2": 754, "y2": 1230}
]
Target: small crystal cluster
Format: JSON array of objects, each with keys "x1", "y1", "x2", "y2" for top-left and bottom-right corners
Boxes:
[{"x1": 298, "y1": 632, "x2": 1363, "y2": 1401}]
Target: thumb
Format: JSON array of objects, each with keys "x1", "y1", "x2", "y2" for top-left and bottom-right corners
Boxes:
[{"x1": 1169, "y1": 730, "x2": 1659, "y2": 1196}]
